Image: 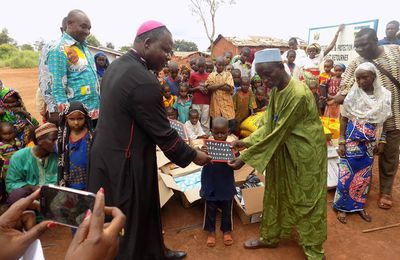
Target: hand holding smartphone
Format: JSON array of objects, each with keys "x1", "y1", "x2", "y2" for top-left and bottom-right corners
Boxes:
[{"x1": 40, "y1": 185, "x2": 96, "y2": 228}]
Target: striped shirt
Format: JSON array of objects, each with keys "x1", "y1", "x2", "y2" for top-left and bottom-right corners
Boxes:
[{"x1": 340, "y1": 45, "x2": 400, "y2": 131}]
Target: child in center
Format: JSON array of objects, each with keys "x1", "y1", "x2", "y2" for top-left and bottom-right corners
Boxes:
[
  {"x1": 200, "y1": 117, "x2": 236, "y2": 247},
  {"x1": 57, "y1": 102, "x2": 94, "y2": 190},
  {"x1": 206, "y1": 56, "x2": 236, "y2": 133},
  {"x1": 185, "y1": 109, "x2": 207, "y2": 140}
]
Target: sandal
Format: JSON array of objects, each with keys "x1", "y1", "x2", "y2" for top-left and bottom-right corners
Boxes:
[
  {"x1": 243, "y1": 238, "x2": 278, "y2": 249},
  {"x1": 337, "y1": 211, "x2": 347, "y2": 224},
  {"x1": 378, "y1": 194, "x2": 392, "y2": 210},
  {"x1": 206, "y1": 235, "x2": 216, "y2": 247},
  {"x1": 223, "y1": 232, "x2": 233, "y2": 246},
  {"x1": 358, "y1": 210, "x2": 372, "y2": 222}
]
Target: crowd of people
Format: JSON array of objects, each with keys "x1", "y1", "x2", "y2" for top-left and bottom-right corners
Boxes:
[{"x1": 0, "y1": 8, "x2": 399, "y2": 260}]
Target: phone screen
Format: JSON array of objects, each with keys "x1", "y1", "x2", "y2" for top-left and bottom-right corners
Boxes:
[{"x1": 40, "y1": 185, "x2": 96, "y2": 228}]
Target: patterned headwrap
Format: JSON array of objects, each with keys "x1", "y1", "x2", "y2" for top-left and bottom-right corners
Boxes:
[
  {"x1": 335, "y1": 63, "x2": 346, "y2": 72},
  {"x1": 306, "y1": 43, "x2": 321, "y2": 55},
  {"x1": 35, "y1": 123, "x2": 58, "y2": 139},
  {"x1": 57, "y1": 101, "x2": 94, "y2": 187}
]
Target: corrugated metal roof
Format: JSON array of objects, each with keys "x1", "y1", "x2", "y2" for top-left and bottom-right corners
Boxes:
[{"x1": 225, "y1": 36, "x2": 289, "y2": 47}]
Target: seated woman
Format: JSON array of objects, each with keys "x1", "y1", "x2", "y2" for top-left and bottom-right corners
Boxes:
[
  {"x1": 0, "y1": 87, "x2": 39, "y2": 146},
  {"x1": 5, "y1": 123, "x2": 59, "y2": 205}
]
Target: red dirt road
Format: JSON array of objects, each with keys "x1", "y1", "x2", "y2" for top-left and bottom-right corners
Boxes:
[{"x1": 0, "y1": 68, "x2": 399, "y2": 259}]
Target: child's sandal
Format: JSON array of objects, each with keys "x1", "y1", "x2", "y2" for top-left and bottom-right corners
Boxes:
[
  {"x1": 207, "y1": 235, "x2": 216, "y2": 247},
  {"x1": 223, "y1": 233, "x2": 233, "y2": 246}
]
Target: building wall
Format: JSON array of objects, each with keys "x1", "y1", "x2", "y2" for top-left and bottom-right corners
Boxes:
[
  {"x1": 212, "y1": 37, "x2": 238, "y2": 58},
  {"x1": 212, "y1": 37, "x2": 291, "y2": 58},
  {"x1": 170, "y1": 53, "x2": 210, "y2": 66}
]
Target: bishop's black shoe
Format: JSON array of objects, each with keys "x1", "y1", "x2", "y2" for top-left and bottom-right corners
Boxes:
[{"x1": 164, "y1": 248, "x2": 187, "y2": 259}]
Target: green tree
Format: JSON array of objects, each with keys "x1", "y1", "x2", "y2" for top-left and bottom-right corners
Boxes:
[
  {"x1": 119, "y1": 44, "x2": 132, "y2": 53},
  {"x1": 106, "y1": 42, "x2": 115, "y2": 49},
  {"x1": 0, "y1": 44, "x2": 18, "y2": 60},
  {"x1": 173, "y1": 39, "x2": 198, "y2": 52},
  {"x1": 86, "y1": 35, "x2": 101, "y2": 47},
  {"x1": 20, "y1": 44, "x2": 34, "y2": 51},
  {"x1": 0, "y1": 28, "x2": 14, "y2": 45}
]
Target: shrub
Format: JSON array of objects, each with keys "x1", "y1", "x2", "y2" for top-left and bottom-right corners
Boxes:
[{"x1": 0, "y1": 45, "x2": 38, "y2": 68}]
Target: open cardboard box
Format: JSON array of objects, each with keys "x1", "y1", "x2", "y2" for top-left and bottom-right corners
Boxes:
[
  {"x1": 234, "y1": 171, "x2": 265, "y2": 224},
  {"x1": 159, "y1": 163, "x2": 202, "y2": 208}
]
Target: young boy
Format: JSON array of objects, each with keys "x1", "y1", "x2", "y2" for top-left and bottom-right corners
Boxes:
[
  {"x1": 284, "y1": 50, "x2": 301, "y2": 80},
  {"x1": 189, "y1": 57, "x2": 198, "y2": 73},
  {"x1": 254, "y1": 87, "x2": 268, "y2": 113},
  {"x1": 231, "y1": 69, "x2": 241, "y2": 95},
  {"x1": 200, "y1": 117, "x2": 236, "y2": 247},
  {"x1": 205, "y1": 60, "x2": 214, "y2": 73},
  {"x1": 162, "y1": 84, "x2": 176, "y2": 108},
  {"x1": 206, "y1": 56, "x2": 236, "y2": 133},
  {"x1": 189, "y1": 57, "x2": 210, "y2": 132},
  {"x1": 164, "y1": 61, "x2": 181, "y2": 96},
  {"x1": 184, "y1": 109, "x2": 207, "y2": 140}
]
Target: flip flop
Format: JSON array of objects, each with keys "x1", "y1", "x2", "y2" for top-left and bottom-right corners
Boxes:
[
  {"x1": 337, "y1": 211, "x2": 347, "y2": 224},
  {"x1": 206, "y1": 235, "x2": 216, "y2": 247},
  {"x1": 223, "y1": 233, "x2": 233, "y2": 246},
  {"x1": 358, "y1": 210, "x2": 372, "y2": 222},
  {"x1": 243, "y1": 239, "x2": 278, "y2": 249},
  {"x1": 378, "y1": 194, "x2": 392, "y2": 210}
]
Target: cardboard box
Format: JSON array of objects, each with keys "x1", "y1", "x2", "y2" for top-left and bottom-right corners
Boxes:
[
  {"x1": 158, "y1": 173, "x2": 174, "y2": 208},
  {"x1": 234, "y1": 172, "x2": 265, "y2": 224},
  {"x1": 159, "y1": 163, "x2": 202, "y2": 207}
]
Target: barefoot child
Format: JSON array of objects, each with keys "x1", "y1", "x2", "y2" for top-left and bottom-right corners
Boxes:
[
  {"x1": 58, "y1": 102, "x2": 94, "y2": 190},
  {"x1": 333, "y1": 62, "x2": 392, "y2": 224},
  {"x1": 201, "y1": 117, "x2": 236, "y2": 247},
  {"x1": 184, "y1": 109, "x2": 207, "y2": 140}
]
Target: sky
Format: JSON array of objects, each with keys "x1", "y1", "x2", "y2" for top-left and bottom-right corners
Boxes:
[{"x1": 0, "y1": 0, "x2": 397, "y2": 51}]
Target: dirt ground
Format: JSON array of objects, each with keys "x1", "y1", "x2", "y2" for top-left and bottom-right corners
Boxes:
[{"x1": 1, "y1": 68, "x2": 399, "y2": 260}]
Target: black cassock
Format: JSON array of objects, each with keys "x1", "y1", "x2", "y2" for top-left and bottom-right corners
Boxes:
[{"x1": 88, "y1": 50, "x2": 197, "y2": 260}]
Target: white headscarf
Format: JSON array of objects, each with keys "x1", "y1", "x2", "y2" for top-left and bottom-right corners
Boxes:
[{"x1": 341, "y1": 62, "x2": 392, "y2": 124}]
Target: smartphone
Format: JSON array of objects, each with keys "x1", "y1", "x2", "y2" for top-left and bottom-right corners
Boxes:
[{"x1": 40, "y1": 185, "x2": 96, "y2": 228}]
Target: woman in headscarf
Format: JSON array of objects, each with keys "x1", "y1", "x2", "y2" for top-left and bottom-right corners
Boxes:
[
  {"x1": 94, "y1": 52, "x2": 110, "y2": 83},
  {"x1": 58, "y1": 102, "x2": 94, "y2": 191},
  {"x1": 333, "y1": 62, "x2": 392, "y2": 224},
  {"x1": 0, "y1": 87, "x2": 39, "y2": 146}
]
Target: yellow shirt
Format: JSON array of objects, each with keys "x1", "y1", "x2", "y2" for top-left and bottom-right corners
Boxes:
[{"x1": 206, "y1": 71, "x2": 235, "y2": 120}]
